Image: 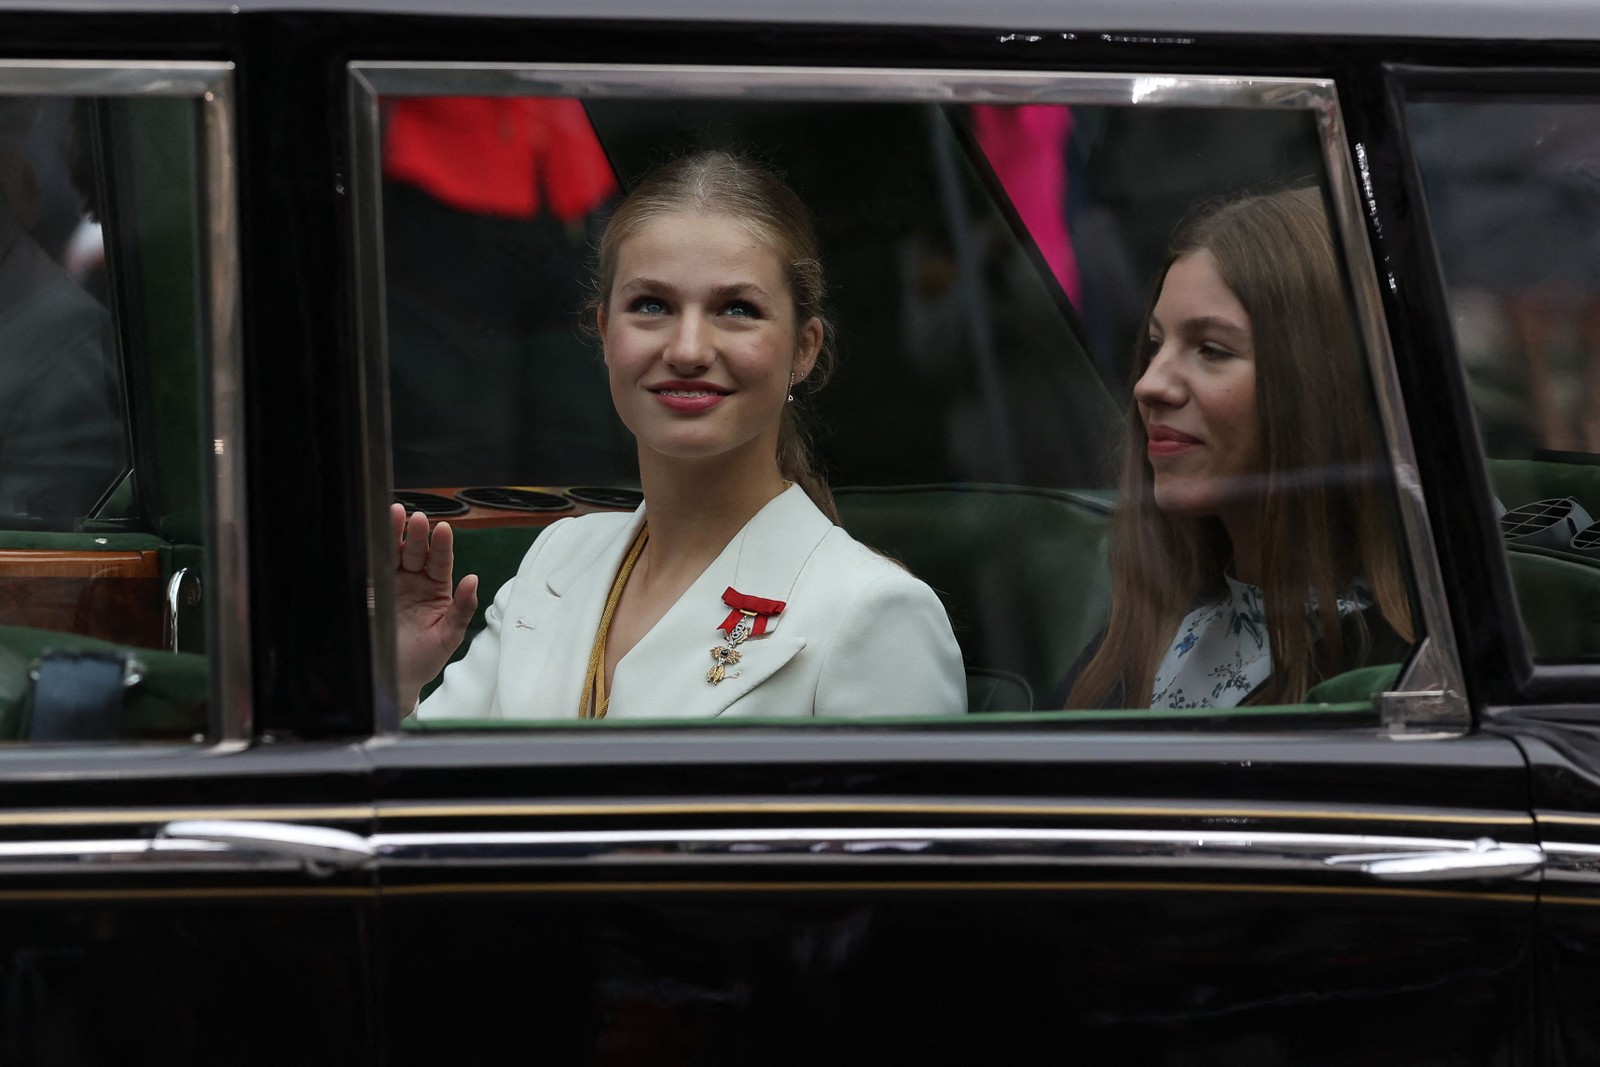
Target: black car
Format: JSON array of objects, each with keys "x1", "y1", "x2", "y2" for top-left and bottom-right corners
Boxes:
[{"x1": 1, "y1": 0, "x2": 1599, "y2": 1062}]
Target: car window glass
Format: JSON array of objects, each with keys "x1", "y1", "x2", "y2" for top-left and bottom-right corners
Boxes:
[
  {"x1": 1409, "y1": 97, "x2": 1600, "y2": 663},
  {"x1": 368, "y1": 81, "x2": 1422, "y2": 726},
  {"x1": 0, "y1": 86, "x2": 227, "y2": 743}
]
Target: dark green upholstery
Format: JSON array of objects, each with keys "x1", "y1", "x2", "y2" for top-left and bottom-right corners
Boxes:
[
  {"x1": 1486, "y1": 456, "x2": 1600, "y2": 516},
  {"x1": 1503, "y1": 547, "x2": 1600, "y2": 660},
  {"x1": 441, "y1": 485, "x2": 1114, "y2": 711},
  {"x1": 835, "y1": 484, "x2": 1111, "y2": 710},
  {"x1": 1484, "y1": 457, "x2": 1600, "y2": 659},
  {"x1": 1303, "y1": 662, "x2": 1401, "y2": 704},
  {"x1": 0, "y1": 625, "x2": 208, "y2": 741},
  {"x1": 0, "y1": 531, "x2": 168, "y2": 551}
]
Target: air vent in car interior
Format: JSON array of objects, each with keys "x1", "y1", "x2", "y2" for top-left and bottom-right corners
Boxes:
[
  {"x1": 454, "y1": 487, "x2": 574, "y2": 513},
  {"x1": 1500, "y1": 497, "x2": 1595, "y2": 552},
  {"x1": 394, "y1": 490, "x2": 468, "y2": 517},
  {"x1": 1570, "y1": 522, "x2": 1600, "y2": 557},
  {"x1": 564, "y1": 486, "x2": 645, "y2": 510}
]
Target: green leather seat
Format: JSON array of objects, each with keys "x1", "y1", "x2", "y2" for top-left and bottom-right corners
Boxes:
[
  {"x1": 0, "y1": 625, "x2": 208, "y2": 741},
  {"x1": 1484, "y1": 457, "x2": 1600, "y2": 659},
  {"x1": 1504, "y1": 547, "x2": 1600, "y2": 660}
]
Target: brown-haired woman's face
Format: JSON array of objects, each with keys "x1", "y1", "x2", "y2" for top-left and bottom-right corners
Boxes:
[
  {"x1": 597, "y1": 210, "x2": 822, "y2": 467},
  {"x1": 1133, "y1": 250, "x2": 1262, "y2": 523}
]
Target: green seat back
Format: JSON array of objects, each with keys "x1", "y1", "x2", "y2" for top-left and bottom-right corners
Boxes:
[
  {"x1": 835, "y1": 484, "x2": 1112, "y2": 710},
  {"x1": 1482, "y1": 458, "x2": 1600, "y2": 660},
  {"x1": 0, "y1": 624, "x2": 208, "y2": 741},
  {"x1": 1486, "y1": 456, "x2": 1600, "y2": 515},
  {"x1": 1303, "y1": 662, "x2": 1401, "y2": 704},
  {"x1": 1504, "y1": 547, "x2": 1600, "y2": 660}
]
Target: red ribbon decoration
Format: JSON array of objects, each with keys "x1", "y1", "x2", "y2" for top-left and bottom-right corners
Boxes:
[{"x1": 717, "y1": 587, "x2": 786, "y2": 636}]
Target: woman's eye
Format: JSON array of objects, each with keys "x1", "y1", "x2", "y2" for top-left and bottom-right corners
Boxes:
[
  {"x1": 721, "y1": 300, "x2": 761, "y2": 319},
  {"x1": 629, "y1": 296, "x2": 668, "y2": 315},
  {"x1": 1199, "y1": 342, "x2": 1234, "y2": 361},
  {"x1": 1140, "y1": 335, "x2": 1162, "y2": 358}
]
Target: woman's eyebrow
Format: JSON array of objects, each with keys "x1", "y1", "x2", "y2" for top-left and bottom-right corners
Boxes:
[
  {"x1": 709, "y1": 281, "x2": 772, "y2": 301},
  {"x1": 618, "y1": 276, "x2": 677, "y2": 294},
  {"x1": 617, "y1": 278, "x2": 772, "y2": 301},
  {"x1": 1180, "y1": 314, "x2": 1250, "y2": 340}
]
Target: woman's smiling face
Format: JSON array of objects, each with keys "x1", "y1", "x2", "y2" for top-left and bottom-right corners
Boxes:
[
  {"x1": 598, "y1": 210, "x2": 821, "y2": 468},
  {"x1": 1132, "y1": 250, "x2": 1263, "y2": 523}
]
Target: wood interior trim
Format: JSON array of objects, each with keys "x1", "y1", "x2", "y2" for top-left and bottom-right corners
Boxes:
[{"x1": 0, "y1": 550, "x2": 162, "y2": 579}]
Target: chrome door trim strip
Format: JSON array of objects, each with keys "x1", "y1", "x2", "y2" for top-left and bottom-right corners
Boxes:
[
  {"x1": 0, "y1": 826, "x2": 1541, "y2": 883},
  {"x1": 369, "y1": 826, "x2": 1541, "y2": 881},
  {"x1": 0, "y1": 836, "x2": 301, "y2": 875},
  {"x1": 349, "y1": 62, "x2": 1461, "y2": 734},
  {"x1": 1544, "y1": 842, "x2": 1600, "y2": 886}
]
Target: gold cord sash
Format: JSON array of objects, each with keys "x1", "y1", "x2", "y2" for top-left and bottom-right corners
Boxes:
[{"x1": 578, "y1": 524, "x2": 649, "y2": 719}]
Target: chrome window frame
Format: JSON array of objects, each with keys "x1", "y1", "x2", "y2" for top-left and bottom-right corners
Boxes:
[
  {"x1": 349, "y1": 62, "x2": 1466, "y2": 735},
  {"x1": 0, "y1": 61, "x2": 249, "y2": 745}
]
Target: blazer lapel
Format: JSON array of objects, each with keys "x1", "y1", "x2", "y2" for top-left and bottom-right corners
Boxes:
[
  {"x1": 609, "y1": 486, "x2": 833, "y2": 718},
  {"x1": 499, "y1": 507, "x2": 646, "y2": 718}
]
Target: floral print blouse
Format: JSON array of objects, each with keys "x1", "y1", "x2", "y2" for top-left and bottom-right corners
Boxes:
[{"x1": 1150, "y1": 575, "x2": 1370, "y2": 709}]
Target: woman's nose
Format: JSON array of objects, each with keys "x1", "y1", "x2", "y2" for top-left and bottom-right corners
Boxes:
[
  {"x1": 1132, "y1": 346, "x2": 1184, "y2": 408},
  {"x1": 663, "y1": 312, "x2": 713, "y2": 369}
]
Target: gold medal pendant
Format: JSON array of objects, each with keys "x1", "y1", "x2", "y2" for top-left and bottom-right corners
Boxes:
[{"x1": 707, "y1": 612, "x2": 754, "y2": 685}]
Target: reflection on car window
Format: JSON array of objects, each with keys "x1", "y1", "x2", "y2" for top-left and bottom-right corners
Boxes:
[
  {"x1": 0, "y1": 97, "x2": 123, "y2": 531},
  {"x1": 0, "y1": 88, "x2": 216, "y2": 743},
  {"x1": 373, "y1": 86, "x2": 1419, "y2": 723},
  {"x1": 1410, "y1": 98, "x2": 1600, "y2": 662}
]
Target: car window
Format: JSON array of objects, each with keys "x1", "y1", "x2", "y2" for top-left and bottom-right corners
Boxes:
[
  {"x1": 1408, "y1": 94, "x2": 1600, "y2": 664},
  {"x1": 0, "y1": 68, "x2": 243, "y2": 743},
  {"x1": 357, "y1": 67, "x2": 1428, "y2": 728}
]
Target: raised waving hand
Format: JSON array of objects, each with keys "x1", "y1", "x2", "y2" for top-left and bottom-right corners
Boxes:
[{"x1": 391, "y1": 503, "x2": 479, "y2": 711}]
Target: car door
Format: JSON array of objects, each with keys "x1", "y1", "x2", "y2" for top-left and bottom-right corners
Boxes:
[
  {"x1": 343, "y1": 38, "x2": 1542, "y2": 1064},
  {"x1": 0, "y1": 48, "x2": 379, "y2": 1064}
]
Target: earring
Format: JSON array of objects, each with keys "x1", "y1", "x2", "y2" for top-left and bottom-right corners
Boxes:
[{"x1": 787, "y1": 372, "x2": 795, "y2": 404}]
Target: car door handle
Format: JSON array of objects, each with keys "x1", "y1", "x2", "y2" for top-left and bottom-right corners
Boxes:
[
  {"x1": 160, "y1": 820, "x2": 374, "y2": 874},
  {"x1": 1323, "y1": 837, "x2": 1544, "y2": 882}
]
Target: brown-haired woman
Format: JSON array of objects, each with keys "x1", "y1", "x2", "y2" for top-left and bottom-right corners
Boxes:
[
  {"x1": 394, "y1": 150, "x2": 964, "y2": 719},
  {"x1": 1066, "y1": 186, "x2": 1413, "y2": 709}
]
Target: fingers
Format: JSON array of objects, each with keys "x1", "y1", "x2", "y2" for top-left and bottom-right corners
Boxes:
[
  {"x1": 389, "y1": 502, "x2": 406, "y2": 549},
  {"x1": 400, "y1": 509, "x2": 431, "y2": 573},
  {"x1": 450, "y1": 573, "x2": 480, "y2": 631},
  {"x1": 425, "y1": 520, "x2": 456, "y2": 583}
]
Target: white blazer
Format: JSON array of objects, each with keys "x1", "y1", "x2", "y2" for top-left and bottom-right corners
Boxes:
[{"x1": 418, "y1": 484, "x2": 966, "y2": 720}]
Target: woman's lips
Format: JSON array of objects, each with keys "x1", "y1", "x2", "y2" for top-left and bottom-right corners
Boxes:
[
  {"x1": 1146, "y1": 425, "x2": 1201, "y2": 456},
  {"x1": 650, "y1": 386, "x2": 728, "y2": 412}
]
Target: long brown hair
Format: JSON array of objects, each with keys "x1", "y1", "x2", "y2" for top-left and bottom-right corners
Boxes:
[
  {"x1": 1069, "y1": 186, "x2": 1413, "y2": 708},
  {"x1": 593, "y1": 150, "x2": 839, "y2": 522}
]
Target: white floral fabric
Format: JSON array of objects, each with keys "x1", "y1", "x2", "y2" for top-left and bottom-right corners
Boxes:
[{"x1": 1150, "y1": 576, "x2": 1370, "y2": 709}]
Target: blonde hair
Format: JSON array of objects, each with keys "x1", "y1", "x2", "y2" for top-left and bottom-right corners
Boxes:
[
  {"x1": 1069, "y1": 186, "x2": 1413, "y2": 708},
  {"x1": 594, "y1": 150, "x2": 838, "y2": 522}
]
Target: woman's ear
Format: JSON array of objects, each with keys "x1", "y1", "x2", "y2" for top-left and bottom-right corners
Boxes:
[
  {"x1": 793, "y1": 316, "x2": 823, "y2": 384},
  {"x1": 595, "y1": 307, "x2": 610, "y2": 362}
]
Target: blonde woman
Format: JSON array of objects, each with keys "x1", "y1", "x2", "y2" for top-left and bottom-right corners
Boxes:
[{"x1": 395, "y1": 151, "x2": 965, "y2": 720}]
